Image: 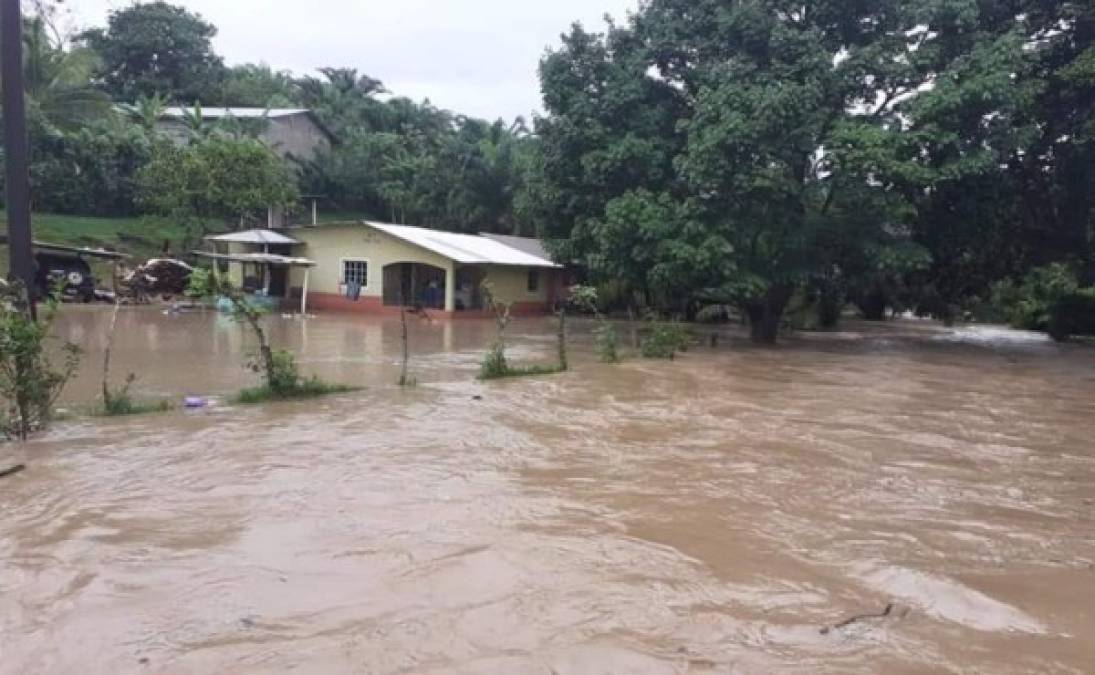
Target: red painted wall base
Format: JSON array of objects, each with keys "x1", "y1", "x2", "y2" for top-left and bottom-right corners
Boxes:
[{"x1": 302, "y1": 292, "x2": 551, "y2": 318}]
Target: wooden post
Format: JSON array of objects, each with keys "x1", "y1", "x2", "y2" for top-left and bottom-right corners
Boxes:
[
  {"x1": 399, "y1": 305, "x2": 409, "y2": 386},
  {"x1": 2, "y1": 0, "x2": 36, "y2": 318}
]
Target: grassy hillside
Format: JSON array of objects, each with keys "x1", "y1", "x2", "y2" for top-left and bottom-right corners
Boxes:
[
  {"x1": 0, "y1": 213, "x2": 192, "y2": 261},
  {"x1": 0, "y1": 210, "x2": 372, "y2": 276}
]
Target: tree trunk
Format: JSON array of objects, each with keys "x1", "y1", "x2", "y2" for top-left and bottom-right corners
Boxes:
[
  {"x1": 745, "y1": 284, "x2": 793, "y2": 344},
  {"x1": 102, "y1": 302, "x2": 121, "y2": 405},
  {"x1": 817, "y1": 286, "x2": 843, "y2": 329},
  {"x1": 241, "y1": 310, "x2": 275, "y2": 385}
]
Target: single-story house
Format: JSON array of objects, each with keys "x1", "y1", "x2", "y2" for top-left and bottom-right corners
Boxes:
[{"x1": 198, "y1": 222, "x2": 564, "y2": 317}]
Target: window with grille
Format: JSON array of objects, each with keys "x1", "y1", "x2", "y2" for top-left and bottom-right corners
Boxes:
[{"x1": 342, "y1": 259, "x2": 368, "y2": 287}]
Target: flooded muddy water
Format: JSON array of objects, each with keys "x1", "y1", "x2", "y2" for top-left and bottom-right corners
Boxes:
[{"x1": 2, "y1": 307, "x2": 1095, "y2": 673}]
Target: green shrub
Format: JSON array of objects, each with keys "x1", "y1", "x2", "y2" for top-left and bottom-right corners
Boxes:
[
  {"x1": 0, "y1": 284, "x2": 81, "y2": 440},
  {"x1": 101, "y1": 372, "x2": 171, "y2": 416},
  {"x1": 186, "y1": 267, "x2": 214, "y2": 298},
  {"x1": 478, "y1": 340, "x2": 565, "y2": 380},
  {"x1": 267, "y1": 349, "x2": 302, "y2": 393},
  {"x1": 237, "y1": 349, "x2": 356, "y2": 400},
  {"x1": 993, "y1": 263, "x2": 1079, "y2": 330},
  {"x1": 641, "y1": 320, "x2": 690, "y2": 359},
  {"x1": 479, "y1": 341, "x2": 509, "y2": 379},
  {"x1": 236, "y1": 377, "x2": 357, "y2": 404},
  {"x1": 1048, "y1": 289, "x2": 1095, "y2": 342},
  {"x1": 594, "y1": 322, "x2": 619, "y2": 363}
]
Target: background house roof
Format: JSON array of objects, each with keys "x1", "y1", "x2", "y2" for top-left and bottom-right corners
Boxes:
[
  {"x1": 161, "y1": 107, "x2": 310, "y2": 119},
  {"x1": 206, "y1": 229, "x2": 301, "y2": 245},
  {"x1": 364, "y1": 222, "x2": 560, "y2": 268},
  {"x1": 152, "y1": 107, "x2": 337, "y2": 143}
]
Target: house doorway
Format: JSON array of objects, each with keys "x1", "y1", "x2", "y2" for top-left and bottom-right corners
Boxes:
[
  {"x1": 453, "y1": 265, "x2": 487, "y2": 311},
  {"x1": 382, "y1": 262, "x2": 446, "y2": 309},
  {"x1": 266, "y1": 244, "x2": 292, "y2": 297}
]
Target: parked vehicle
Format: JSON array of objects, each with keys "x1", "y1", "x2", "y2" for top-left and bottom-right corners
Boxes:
[{"x1": 34, "y1": 251, "x2": 97, "y2": 302}]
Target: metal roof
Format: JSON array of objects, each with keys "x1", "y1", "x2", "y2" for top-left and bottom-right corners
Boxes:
[
  {"x1": 363, "y1": 222, "x2": 560, "y2": 268},
  {"x1": 192, "y1": 251, "x2": 315, "y2": 267},
  {"x1": 480, "y1": 233, "x2": 553, "y2": 261},
  {"x1": 161, "y1": 107, "x2": 310, "y2": 119},
  {"x1": 205, "y1": 229, "x2": 300, "y2": 245}
]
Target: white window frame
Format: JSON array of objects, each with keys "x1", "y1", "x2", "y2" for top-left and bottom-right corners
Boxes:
[
  {"x1": 339, "y1": 257, "x2": 370, "y2": 289},
  {"x1": 526, "y1": 268, "x2": 541, "y2": 295}
]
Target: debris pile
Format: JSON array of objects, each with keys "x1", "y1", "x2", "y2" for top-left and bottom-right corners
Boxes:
[{"x1": 120, "y1": 259, "x2": 194, "y2": 301}]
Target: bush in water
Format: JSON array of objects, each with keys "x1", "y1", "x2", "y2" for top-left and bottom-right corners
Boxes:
[
  {"x1": 570, "y1": 284, "x2": 620, "y2": 363},
  {"x1": 1048, "y1": 289, "x2": 1095, "y2": 342},
  {"x1": 641, "y1": 319, "x2": 690, "y2": 359},
  {"x1": 0, "y1": 283, "x2": 80, "y2": 440},
  {"x1": 594, "y1": 322, "x2": 620, "y2": 363},
  {"x1": 195, "y1": 275, "x2": 355, "y2": 401}
]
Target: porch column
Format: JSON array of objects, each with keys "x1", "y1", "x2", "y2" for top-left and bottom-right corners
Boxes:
[
  {"x1": 300, "y1": 267, "x2": 310, "y2": 315},
  {"x1": 444, "y1": 263, "x2": 455, "y2": 312}
]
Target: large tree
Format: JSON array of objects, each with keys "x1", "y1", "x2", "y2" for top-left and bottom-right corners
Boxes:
[
  {"x1": 905, "y1": 0, "x2": 1095, "y2": 307},
  {"x1": 532, "y1": 3, "x2": 940, "y2": 341},
  {"x1": 1, "y1": 15, "x2": 112, "y2": 133},
  {"x1": 137, "y1": 136, "x2": 297, "y2": 236},
  {"x1": 79, "y1": 1, "x2": 225, "y2": 102}
]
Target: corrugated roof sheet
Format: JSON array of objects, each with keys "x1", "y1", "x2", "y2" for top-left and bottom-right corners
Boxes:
[
  {"x1": 480, "y1": 233, "x2": 553, "y2": 261},
  {"x1": 161, "y1": 107, "x2": 310, "y2": 119},
  {"x1": 206, "y1": 229, "x2": 300, "y2": 245},
  {"x1": 364, "y1": 222, "x2": 560, "y2": 268},
  {"x1": 193, "y1": 251, "x2": 315, "y2": 266}
]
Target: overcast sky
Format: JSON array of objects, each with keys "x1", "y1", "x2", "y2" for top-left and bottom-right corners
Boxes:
[{"x1": 70, "y1": 0, "x2": 638, "y2": 121}]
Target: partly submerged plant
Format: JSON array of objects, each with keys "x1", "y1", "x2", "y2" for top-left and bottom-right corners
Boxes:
[
  {"x1": 641, "y1": 318, "x2": 690, "y2": 359},
  {"x1": 201, "y1": 275, "x2": 355, "y2": 400},
  {"x1": 0, "y1": 283, "x2": 80, "y2": 440},
  {"x1": 477, "y1": 280, "x2": 565, "y2": 380},
  {"x1": 571, "y1": 284, "x2": 620, "y2": 363}
]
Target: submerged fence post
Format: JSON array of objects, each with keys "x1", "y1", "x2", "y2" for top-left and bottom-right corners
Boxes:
[
  {"x1": 557, "y1": 305, "x2": 568, "y2": 371},
  {"x1": 399, "y1": 305, "x2": 410, "y2": 386}
]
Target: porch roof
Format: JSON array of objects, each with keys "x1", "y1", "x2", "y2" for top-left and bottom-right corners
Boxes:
[
  {"x1": 205, "y1": 229, "x2": 301, "y2": 245},
  {"x1": 192, "y1": 251, "x2": 315, "y2": 266}
]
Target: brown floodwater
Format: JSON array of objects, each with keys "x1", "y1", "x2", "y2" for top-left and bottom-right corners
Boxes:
[{"x1": 2, "y1": 306, "x2": 1094, "y2": 674}]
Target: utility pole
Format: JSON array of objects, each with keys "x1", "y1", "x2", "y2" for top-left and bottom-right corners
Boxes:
[{"x1": 2, "y1": 0, "x2": 36, "y2": 317}]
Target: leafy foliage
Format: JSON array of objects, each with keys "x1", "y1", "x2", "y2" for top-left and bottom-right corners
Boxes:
[
  {"x1": 197, "y1": 275, "x2": 356, "y2": 400},
  {"x1": 29, "y1": 120, "x2": 152, "y2": 216},
  {"x1": 1048, "y1": 290, "x2": 1095, "y2": 343},
  {"x1": 18, "y1": 15, "x2": 112, "y2": 133},
  {"x1": 137, "y1": 136, "x2": 298, "y2": 234},
  {"x1": 990, "y1": 264, "x2": 1083, "y2": 331},
  {"x1": 303, "y1": 87, "x2": 537, "y2": 234},
  {"x1": 641, "y1": 319, "x2": 689, "y2": 360},
  {"x1": 0, "y1": 284, "x2": 80, "y2": 440},
  {"x1": 79, "y1": 1, "x2": 226, "y2": 101},
  {"x1": 529, "y1": 0, "x2": 1095, "y2": 341},
  {"x1": 100, "y1": 373, "x2": 170, "y2": 416},
  {"x1": 570, "y1": 285, "x2": 620, "y2": 363},
  {"x1": 478, "y1": 281, "x2": 563, "y2": 379},
  {"x1": 478, "y1": 341, "x2": 510, "y2": 380},
  {"x1": 594, "y1": 323, "x2": 620, "y2": 364}
]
